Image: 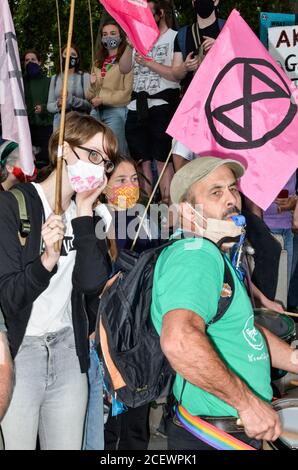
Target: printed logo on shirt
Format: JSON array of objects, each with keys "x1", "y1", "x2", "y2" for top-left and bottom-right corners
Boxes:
[
  {"x1": 60, "y1": 236, "x2": 75, "y2": 256},
  {"x1": 242, "y1": 315, "x2": 265, "y2": 351},
  {"x1": 134, "y1": 44, "x2": 171, "y2": 94}
]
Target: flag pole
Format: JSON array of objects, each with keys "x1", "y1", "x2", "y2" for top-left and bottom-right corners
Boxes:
[
  {"x1": 54, "y1": 0, "x2": 76, "y2": 252},
  {"x1": 55, "y1": 0, "x2": 63, "y2": 75},
  {"x1": 131, "y1": 146, "x2": 173, "y2": 251},
  {"x1": 88, "y1": 0, "x2": 95, "y2": 72}
]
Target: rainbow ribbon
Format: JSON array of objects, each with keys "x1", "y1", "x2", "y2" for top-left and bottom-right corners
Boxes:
[{"x1": 176, "y1": 405, "x2": 256, "y2": 451}]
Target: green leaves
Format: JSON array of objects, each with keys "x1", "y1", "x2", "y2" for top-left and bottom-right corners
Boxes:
[
  {"x1": 8, "y1": 0, "x2": 298, "y2": 75},
  {"x1": 9, "y1": 0, "x2": 103, "y2": 73},
  {"x1": 173, "y1": 1, "x2": 298, "y2": 33}
]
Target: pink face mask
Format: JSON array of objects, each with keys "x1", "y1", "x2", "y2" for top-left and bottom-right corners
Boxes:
[{"x1": 66, "y1": 159, "x2": 105, "y2": 193}]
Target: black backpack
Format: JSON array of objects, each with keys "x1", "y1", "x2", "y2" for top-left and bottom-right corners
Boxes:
[{"x1": 96, "y1": 237, "x2": 235, "y2": 408}]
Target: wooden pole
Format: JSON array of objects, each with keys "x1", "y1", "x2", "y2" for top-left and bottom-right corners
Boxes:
[
  {"x1": 55, "y1": 0, "x2": 63, "y2": 75},
  {"x1": 131, "y1": 146, "x2": 173, "y2": 251},
  {"x1": 87, "y1": 0, "x2": 95, "y2": 72},
  {"x1": 54, "y1": 0, "x2": 76, "y2": 251}
]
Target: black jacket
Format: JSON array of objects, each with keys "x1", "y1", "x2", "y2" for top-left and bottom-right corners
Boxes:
[{"x1": 0, "y1": 183, "x2": 110, "y2": 373}]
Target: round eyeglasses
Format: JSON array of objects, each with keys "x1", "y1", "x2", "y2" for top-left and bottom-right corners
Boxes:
[{"x1": 72, "y1": 145, "x2": 114, "y2": 173}]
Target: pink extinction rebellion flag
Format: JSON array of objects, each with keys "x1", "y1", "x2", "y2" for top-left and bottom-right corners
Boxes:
[
  {"x1": 99, "y1": 0, "x2": 159, "y2": 56},
  {"x1": 0, "y1": 0, "x2": 34, "y2": 176},
  {"x1": 167, "y1": 9, "x2": 298, "y2": 210}
]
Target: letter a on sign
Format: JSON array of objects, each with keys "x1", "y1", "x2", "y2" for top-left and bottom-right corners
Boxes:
[{"x1": 167, "y1": 10, "x2": 298, "y2": 210}]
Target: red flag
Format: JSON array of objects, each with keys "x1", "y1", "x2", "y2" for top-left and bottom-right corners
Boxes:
[
  {"x1": 167, "y1": 10, "x2": 298, "y2": 210},
  {"x1": 99, "y1": 0, "x2": 159, "y2": 56}
]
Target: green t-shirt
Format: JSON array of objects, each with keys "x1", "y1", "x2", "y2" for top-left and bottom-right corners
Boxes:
[{"x1": 151, "y1": 236, "x2": 272, "y2": 417}]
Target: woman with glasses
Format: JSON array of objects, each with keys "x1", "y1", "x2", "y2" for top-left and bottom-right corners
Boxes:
[
  {"x1": 47, "y1": 45, "x2": 92, "y2": 130},
  {"x1": 0, "y1": 112, "x2": 117, "y2": 450}
]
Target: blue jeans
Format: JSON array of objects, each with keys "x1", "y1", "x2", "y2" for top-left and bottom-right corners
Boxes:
[
  {"x1": 83, "y1": 340, "x2": 104, "y2": 450},
  {"x1": 1, "y1": 327, "x2": 88, "y2": 450},
  {"x1": 271, "y1": 228, "x2": 294, "y2": 290},
  {"x1": 91, "y1": 106, "x2": 128, "y2": 155}
]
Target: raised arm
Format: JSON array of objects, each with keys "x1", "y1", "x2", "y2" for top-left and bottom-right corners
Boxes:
[
  {"x1": 0, "y1": 193, "x2": 59, "y2": 314},
  {"x1": 119, "y1": 45, "x2": 134, "y2": 74}
]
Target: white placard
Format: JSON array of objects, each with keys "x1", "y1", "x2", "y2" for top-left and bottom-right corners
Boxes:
[{"x1": 268, "y1": 25, "x2": 298, "y2": 88}]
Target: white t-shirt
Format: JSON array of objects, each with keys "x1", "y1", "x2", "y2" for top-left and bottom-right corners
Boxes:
[
  {"x1": 128, "y1": 28, "x2": 180, "y2": 111},
  {"x1": 172, "y1": 139, "x2": 196, "y2": 161},
  {"x1": 25, "y1": 183, "x2": 77, "y2": 337}
]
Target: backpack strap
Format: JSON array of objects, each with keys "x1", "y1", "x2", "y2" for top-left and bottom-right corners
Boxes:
[
  {"x1": 81, "y1": 73, "x2": 85, "y2": 100},
  {"x1": 9, "y1": 188, "x2": 31, "y2": 247},
  {"x1": 207, "y1": 255, "x2": 235, "y2": 327},
  {"x1": 177, "y1": 26, "x2": 189, "y2": 61},
  {"x1": 191, "y1": 23, "x2": 201, "y2": 51}
]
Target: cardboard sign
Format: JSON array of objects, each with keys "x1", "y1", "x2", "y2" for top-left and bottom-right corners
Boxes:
[
  {"x1": 269, "y1": 25, "x2": 298, "y2": 88},
  {"x1": 260, "y1": 12, "x2": 296, "y2": 48}
]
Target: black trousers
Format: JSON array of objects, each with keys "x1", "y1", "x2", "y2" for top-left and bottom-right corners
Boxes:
[
  {"x1": 167, "y1": 419, "x2": 262, "y2": 451},
  {"x1": 243, "y1": 209, "x2": 281, "y2": 301},
  {"x1": 104, "y1": 404, "x2": 150, "y2": 450}
]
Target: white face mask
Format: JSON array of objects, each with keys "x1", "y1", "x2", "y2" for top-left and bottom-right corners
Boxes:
[
  {"x1": 66, "y1": 159, "x2": 105, "y2": 193},
  {"x1": 186, "y1": 202, "x2": 244, "y2": 247}
]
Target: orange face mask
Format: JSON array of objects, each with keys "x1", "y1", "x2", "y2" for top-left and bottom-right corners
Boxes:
[{"x1": 106, "y1": 184, "x2": 140, "y2": 210}]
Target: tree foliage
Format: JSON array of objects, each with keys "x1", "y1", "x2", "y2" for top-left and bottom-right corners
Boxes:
[
  {"x1": 174, "y1": 0, "x2": 298, "y2": 30},
  {"x1": 8, "y1": 0, "x2": 298, "y2": 74},
  {"x1": 8, "y1": 0, "x2": 103, "y2": 72}
]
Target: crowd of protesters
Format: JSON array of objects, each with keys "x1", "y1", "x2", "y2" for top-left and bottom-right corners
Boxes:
[{"x1": 0, "y1": 0, "x2": 298, "y2": 452}]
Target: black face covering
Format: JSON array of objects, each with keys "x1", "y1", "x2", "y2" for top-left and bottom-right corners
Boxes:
[
  {"x1": 62, "y1": 56, "x2": 78, "y2": 69},
  {"x1": 194, "y1": 0, "x2": 215, "y2": 19}
]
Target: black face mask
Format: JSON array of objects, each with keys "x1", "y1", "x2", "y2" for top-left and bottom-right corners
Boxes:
[
  {"x1": 62, "y1": 56, "x2": 78, "y2": 69},
  {"x1": 194, "y1": 0, "x2": 215, "y2": 19},
  {"x1": 26, "y1": 62, "x2": 41, "y2": 78}
]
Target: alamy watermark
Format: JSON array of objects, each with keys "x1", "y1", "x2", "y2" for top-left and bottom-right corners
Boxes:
[{"x1": 95, "y1": 201, "x2": 205, "y2": 250}]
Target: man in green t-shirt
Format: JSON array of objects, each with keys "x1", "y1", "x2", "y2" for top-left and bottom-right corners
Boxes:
[
  {"x1": 151, "y1": 156, "x2": 298, "y2": 450},
  {"x1": 0, "y1": 308, "x2": 13, "y2": 450}
]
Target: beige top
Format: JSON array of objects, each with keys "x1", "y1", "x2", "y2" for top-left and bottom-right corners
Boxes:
[{"x1": 86, "y1": 63, "x2": 133, "y2": 107}]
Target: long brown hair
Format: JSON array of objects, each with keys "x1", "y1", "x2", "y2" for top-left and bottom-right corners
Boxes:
[
  {"x1": 56, "y1": 44, "x2": 81, "y2": 74},
  {"x1": 95, "y1": 18, "x2": 127, "y2": 70},
  {"x1": 48, "y1": 111, "x2": 118, "y2": 169}
]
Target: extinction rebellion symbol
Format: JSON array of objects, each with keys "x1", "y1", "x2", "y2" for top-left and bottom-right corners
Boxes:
[{"x1": 205, "y1": 58, "x2": 297, "y2": 150}]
